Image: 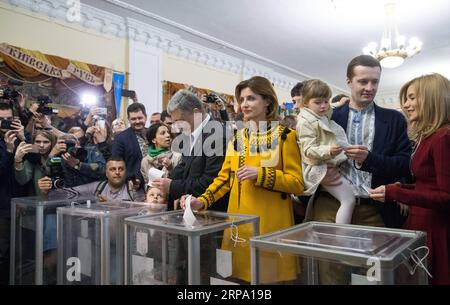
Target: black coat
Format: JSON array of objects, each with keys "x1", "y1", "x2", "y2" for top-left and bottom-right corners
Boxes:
[
  {"x1": 111, "y1": 127, "x2": 145, "y2": 183},
  {"x1": 0, "y1": 137, "x2": 29, "y2": 218},
  {"x1": 169, "y1": 119, "x2": 229, "y2": 211}
]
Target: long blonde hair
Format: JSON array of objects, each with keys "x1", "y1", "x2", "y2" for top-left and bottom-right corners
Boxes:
[{"x1": 399, "y1": 73, "x2": 450, "y2": 141}]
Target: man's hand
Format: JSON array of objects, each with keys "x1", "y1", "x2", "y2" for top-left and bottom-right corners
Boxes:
[
  {"x1": 322, "y1": 165, "x2": 342, "y2": 186},
  {"x1": 369, "y1": 185, "x2": 386, "y2": 202},
  {"x1": 38, "y1": 176, "x2": 52, "y2": 195},
  {"x1": 179, "y1": 194, "x2": 204, "y2": 211},
  {"x1": 152, "y1": 178, "x2": 172, "y2": 194},
  {"x1": 236, "y1": 166, "x2": 258, "y2": 182},
  {"x1": 98, "y1": 195, "x2": 108, "y2": 202},
  {"x1": 345, "y1": 145, "x2": 369, "y2": 164},
  {"x1": 128, "y1": 178, "x2": 141, "y2": 191},
  {"x1": 11, "y1": 119, "x2": 25, "y2": 141},
  {"x1": 5, "y1": 130, "x2": 18, "y2": 153},
  {"x1": 15, "y1": 141, "x2": 32, "y2": 162},
  {"x1": 49, "y1": 140, "x2": 66, "y2": 157},
  {"x1": 33, "y1": 113, "x2": 52, "y2": 128},
  {"x1": 62, "y1": 152, "x2": 80, "y2": 168},
  {"x1": 86, "y1": 126, "x2": 107, "y2": 144}
]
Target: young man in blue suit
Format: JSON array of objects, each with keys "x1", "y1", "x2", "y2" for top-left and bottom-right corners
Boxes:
[{"x1": 310, "y1": 55, "x2": 412, "y2": 284}]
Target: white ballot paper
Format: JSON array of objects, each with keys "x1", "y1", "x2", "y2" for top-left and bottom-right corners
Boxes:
[
  {"x1": 147, "y1": 168, "x2": 164, "y2": 187},
  {"x1": 183, "y1": 195, "x2": 197, "y2": 226}
]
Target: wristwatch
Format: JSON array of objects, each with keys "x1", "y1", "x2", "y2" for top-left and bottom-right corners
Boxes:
[{"x1": 74, "y1": 162, "x2": 81, "y2": 170}]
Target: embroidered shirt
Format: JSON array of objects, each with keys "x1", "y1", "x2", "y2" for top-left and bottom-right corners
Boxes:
[{"x1": 341, "y1": 102, "x2": 375, "y2": 196}]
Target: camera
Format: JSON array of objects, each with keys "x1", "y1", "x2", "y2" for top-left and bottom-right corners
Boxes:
[
  {"x1": 0, "y1": 87, "x2": 20, "y2": 102},
  {"x1": 121, "y1": 89, "x2": 136, "y2": 99},
  {"x1": 48, "y1": 157, "x2": 65, "y2": 189},
  {"x1": 204, "y1": 94, "x2": 218, "y2": 104},
  {"x1": 64, "y1": 139, "x2": 87, "y2": 161},
  {"x1": 36, "y1": 96, "x2": 58, "y2": 115},
  {"x1": 64, "y1": 140, "x2": 76, "y2": 154},
  {"x1": 0, "y1": 119, "x2": 14, "y2": 130}
]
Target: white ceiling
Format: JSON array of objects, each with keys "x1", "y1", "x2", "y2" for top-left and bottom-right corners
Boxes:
[{"x1": 84, "y1": 0, "x2": 450, "y2": 99}]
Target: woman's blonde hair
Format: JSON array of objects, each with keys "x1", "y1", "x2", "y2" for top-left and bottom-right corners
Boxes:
[
  {"x1": 32, "y1": 130, "x2": 56, "y2": 153},
  {"x1": 235, "y1": 76, "x2": 279, "y2": 122},
  {"x1": 399, "y1": 73, "x2": 450, "y2": 141}
]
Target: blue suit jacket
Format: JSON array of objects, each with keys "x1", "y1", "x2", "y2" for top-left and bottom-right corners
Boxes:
[
  {"x1": 332, "y1": 103, "x2": 412, "y2": 227},
  {"x1": 111, "y1": 127, "x2": 144, "y2": 183}
]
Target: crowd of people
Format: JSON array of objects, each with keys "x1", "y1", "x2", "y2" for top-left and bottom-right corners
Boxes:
[{"x1": 0, "y1": 54, "x2": 449, "y2": 285}]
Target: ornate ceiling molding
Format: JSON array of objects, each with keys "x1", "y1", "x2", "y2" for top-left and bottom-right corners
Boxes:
[{"x1": 3, "y1": 0, "x2": 307, "y2": 89}]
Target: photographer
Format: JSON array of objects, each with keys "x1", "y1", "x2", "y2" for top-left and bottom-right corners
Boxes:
[
  {"x1": 14, "y1": 130, "x2": 56, "y2": 196},
  {"x1": 86, "y1": 118, "x2": 113, "y2": 161},
  {"x1": 83, "y1": 106, "x2": 107, "y2": 129},
  {"x1": 47, "y1": 132, "x2": 106, "y2": 188},
  {"x1": 0, "y1": 102, "x2": 26, "y2": 284},
  {"x1": 201, "y1": 93, "x2": 230, "y2": 123},
  {"x1": 37, "y1": 157, "x2": 144, "y2": 202},
  {"x1": 0, "y1": 84, "x2": 30, "y2": 127}
]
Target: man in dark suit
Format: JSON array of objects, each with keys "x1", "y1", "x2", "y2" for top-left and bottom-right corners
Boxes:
[
  {"x1": 152, "y1": 90, "x2": 228, "y2": 211},
  {"x1": 111, "y1": 103, "x2": 148, "y2": 188},
  {"x1": 310, "y1": 55, "x2": 412, "y2": 284}
]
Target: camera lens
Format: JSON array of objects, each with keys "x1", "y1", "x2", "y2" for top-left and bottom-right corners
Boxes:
[{"x1": 53, "y1": 178, "x2": 65, "y2": 189}]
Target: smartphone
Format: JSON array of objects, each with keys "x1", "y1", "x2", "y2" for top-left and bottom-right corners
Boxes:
[
  {"x1": 97, "y1": 107, "x2": 107, "y2": 115},
  {"x1": 29, "y1": 144, "x2": 41, "y2": 153},
  {"x1": 96, "y1": 119, "x2": 106, "y2": 129},
  {"x1": 0, "y1": 120, "x2": 14, "y2": 130},
  {"x1": 121, "y1": 90, "x2": 136, "y2": 99}
]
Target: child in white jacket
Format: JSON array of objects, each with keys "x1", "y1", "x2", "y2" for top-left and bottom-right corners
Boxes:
[{"x1": 296, "y1": 79, "x2": 355, "y2": 224}]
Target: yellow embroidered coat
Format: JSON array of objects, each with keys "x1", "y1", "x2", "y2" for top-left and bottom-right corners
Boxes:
[{"x1": 198, "y1": 125, "x2": 304, "y2": 283}]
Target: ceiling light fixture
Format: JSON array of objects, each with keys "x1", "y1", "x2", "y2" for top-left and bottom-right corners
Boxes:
[{"x1": 363, "y1": 3, "x2": 422, "y2": 68}]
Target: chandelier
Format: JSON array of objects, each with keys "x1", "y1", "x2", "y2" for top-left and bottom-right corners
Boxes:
[{"x1": 363, "y1": 3, "x2": 422, "y2": 68}]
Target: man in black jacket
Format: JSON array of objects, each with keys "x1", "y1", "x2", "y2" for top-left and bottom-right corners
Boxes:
[
  {"x1": 111, "y1": 103, "x2": 148, "y2": 189},
  {"x1": 152, "y1": 90, "x2": 228, "y2": 211},
  {"x1": 0, "y1": 102, "x2": 26, "y2": 284}
]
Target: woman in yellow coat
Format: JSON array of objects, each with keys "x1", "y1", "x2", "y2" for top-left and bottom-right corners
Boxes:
[{"x1": 181, "y1": 76, "x2": 304, "y2": 283}]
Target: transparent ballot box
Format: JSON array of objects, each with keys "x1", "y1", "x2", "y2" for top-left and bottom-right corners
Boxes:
[
  {"x1": 10, "y1": 196, "x2": 96, "y2": 285},
  {"x1": 250, "y1": 222, "x2": 428, "y2": 285},
  {"x1": 57, "y1": 201, "x2": 156, "y2": 285},
  {"x1": 124, "y1": 210, "x2": 259, "y2": 285}
]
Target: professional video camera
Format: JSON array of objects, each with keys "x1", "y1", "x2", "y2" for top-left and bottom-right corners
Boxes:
[
  {"x1": 36, "y1": 96, "x2": 58, "y2": 115},
  {"x1": 48, "y1": 157, "x2": 65, "y2": 189},
  {"x1": 0, "y1": 87, "x2": 20, "y2": 102}
]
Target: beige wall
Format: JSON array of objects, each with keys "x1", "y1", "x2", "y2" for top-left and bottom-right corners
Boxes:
[
  {"x1": 163, "y1": 54, "x2": 293, "y2": 105},
  {"x1": 0, "y1": 7, "x2": 128, "y2": 72},
  {"x1": 1, "y1": 6, "x2": 294, "y2": 109},
  {"x1": 163, "y1": 54, "x2": 240, "y2": 96}
]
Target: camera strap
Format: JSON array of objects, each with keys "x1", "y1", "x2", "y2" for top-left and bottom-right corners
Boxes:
[
  {"x1": 94, "y1": 179, "x2": 135, "y2": 201},
  {"x1": 94, "y1": 180, "x2": 108, "y2": 197}
]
